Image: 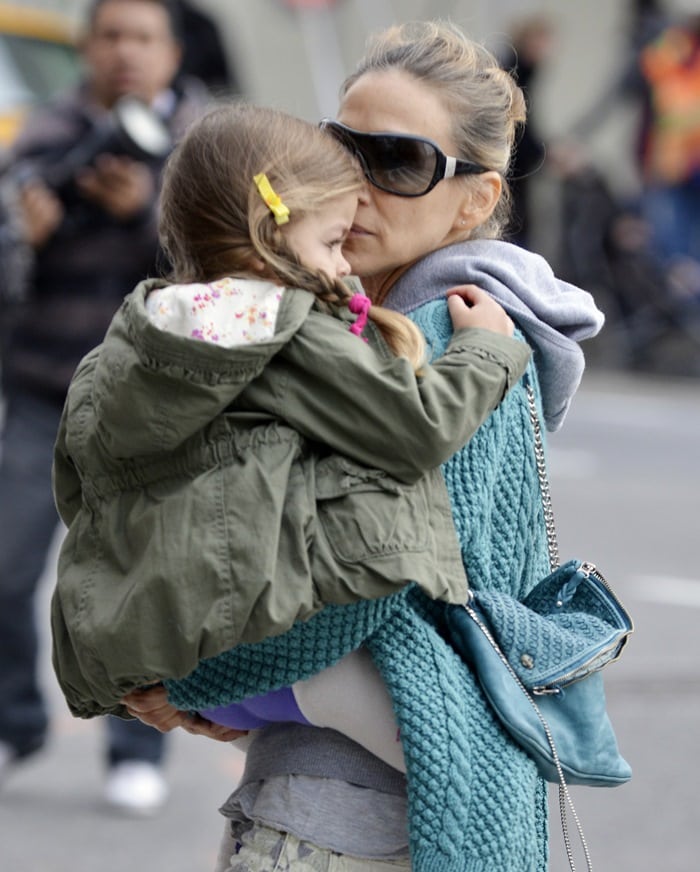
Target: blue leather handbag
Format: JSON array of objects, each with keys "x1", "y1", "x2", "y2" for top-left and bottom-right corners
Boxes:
[{"x1": 446, "y1": 558, "x2": 633, "y2": 787}]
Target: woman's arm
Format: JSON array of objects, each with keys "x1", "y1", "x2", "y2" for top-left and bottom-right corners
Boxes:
[{"x1": 122, "y1": 686, "x2": 245, "y2": 742}]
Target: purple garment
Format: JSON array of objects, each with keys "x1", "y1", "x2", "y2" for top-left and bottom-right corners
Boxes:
[{"x1": 201, "y1": 685, "x2": 311, "y2": 730}]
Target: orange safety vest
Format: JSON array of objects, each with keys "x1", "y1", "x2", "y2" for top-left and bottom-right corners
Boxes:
[{"x1": 641, "y1": 25, "x2": 700, "y2": 184}]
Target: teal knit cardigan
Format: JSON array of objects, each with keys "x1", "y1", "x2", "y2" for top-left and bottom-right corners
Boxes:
[{"x1": 166, "y1": 302, "x2": 550, "y2": 871}]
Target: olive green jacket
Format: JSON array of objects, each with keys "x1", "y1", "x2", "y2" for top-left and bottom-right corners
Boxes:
[{"x1": 51, "y1": 278, "x2": 530, "y2": 717}]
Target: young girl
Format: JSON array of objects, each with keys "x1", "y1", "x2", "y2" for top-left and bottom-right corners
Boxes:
[{"x1": 51, "y1": 103, "x2": 530, "y2": 769}]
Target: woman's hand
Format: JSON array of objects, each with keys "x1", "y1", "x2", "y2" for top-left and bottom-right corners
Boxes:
[
  {"x1": 121, "y1": 686, "x2": 246, "y2": 742},
  {"x1": 446, "y1": 284, "x2": 514, "y2": 337}
]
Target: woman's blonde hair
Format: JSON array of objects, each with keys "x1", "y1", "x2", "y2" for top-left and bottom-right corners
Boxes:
[
  {"x1": 159, "y1": 103, "x2": 425, "y2": 367},
  {"x1": 340, "y1": 20, "x2": 527, "y2": 238}
]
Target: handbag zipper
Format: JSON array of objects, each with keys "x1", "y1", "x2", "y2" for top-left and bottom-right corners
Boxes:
[{"x1": 532, "y1": 562, "x2": 634, "y2": 695}]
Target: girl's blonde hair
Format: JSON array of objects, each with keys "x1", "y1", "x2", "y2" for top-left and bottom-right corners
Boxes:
[
  {"x1": 159, "y1": 103, "x2": 424, "y2": 367},
  {"x1": 340, "y1": 20, "x2": 527, "y2": 238}
]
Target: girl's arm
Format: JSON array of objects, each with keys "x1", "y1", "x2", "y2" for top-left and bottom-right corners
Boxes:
[
  {"x1": 245, "y1": 290, "x2": 530, "y2": 483},
  {"x1": 107, "y1": 279, "x2": 527, "y2": 479}
]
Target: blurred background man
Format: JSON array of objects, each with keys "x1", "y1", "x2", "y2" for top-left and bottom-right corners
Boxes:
[{"x1": 0, "y1": 0, "x2": 209, "y2": 814}]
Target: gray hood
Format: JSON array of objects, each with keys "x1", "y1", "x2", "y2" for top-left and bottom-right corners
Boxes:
[{"x1": 382, "y1": 239, "x2": 605, "y2": 431}]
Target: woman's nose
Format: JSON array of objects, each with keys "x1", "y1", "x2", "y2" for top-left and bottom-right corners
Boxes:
[{"x1": 356, "y1": 178, "x2": 372, "y2": 204}]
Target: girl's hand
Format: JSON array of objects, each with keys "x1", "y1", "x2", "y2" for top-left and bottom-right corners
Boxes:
[
  {"x1": 121, "y1": 686, "x2": 246, "y2": 742},
  {"x1": 446, "y1": 284, "x2": 514, "y2": 337}
]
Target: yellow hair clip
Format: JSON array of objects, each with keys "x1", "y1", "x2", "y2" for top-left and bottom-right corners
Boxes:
[{"x1": 253, "y1": 172, "x2": 290, "y2": 226}]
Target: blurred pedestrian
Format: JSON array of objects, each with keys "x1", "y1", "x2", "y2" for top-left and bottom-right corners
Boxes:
[
  {"x1": 173, "y1": 0, "x2": 242, "y2": 97},
  {"x1": 637, "y1": 3, "x2": 700, "y2": 284},
  {"x1": 571, "y1": 1, "x2": 700, "y2": 293},
  {"x1": 497, "y1": 14, "x2": 554, "y2": 249},
  {"x1": 0, "y1": 0, "x2": 208, "y2": 814}
]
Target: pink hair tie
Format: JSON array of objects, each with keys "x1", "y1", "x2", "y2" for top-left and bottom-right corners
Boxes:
[{"x1": 348, "y1": 292, "x2": 371, "y2": 340}]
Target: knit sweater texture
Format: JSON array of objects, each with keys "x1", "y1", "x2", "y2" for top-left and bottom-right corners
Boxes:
[{"x1": 166, "y1": 301, "x2": 552, "y2": 871}]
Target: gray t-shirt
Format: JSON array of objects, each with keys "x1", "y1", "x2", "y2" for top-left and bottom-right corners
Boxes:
[{"x1": 220, "y1": 725, "x2": 409, "y2": 859}]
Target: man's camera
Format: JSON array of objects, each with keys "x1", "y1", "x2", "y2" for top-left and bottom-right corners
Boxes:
[{"x1": 15, "y1": 97, "x2": 174, "y2": 197}]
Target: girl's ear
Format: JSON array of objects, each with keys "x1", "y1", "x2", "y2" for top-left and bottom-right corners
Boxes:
[{"x1": 457, "y1": 171, "x2": 502, "y2": 233}]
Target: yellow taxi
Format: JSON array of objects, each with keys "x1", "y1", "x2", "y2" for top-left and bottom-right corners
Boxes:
[{"x1": 0, "y1": 2, "x2": 81, "y2": 146}]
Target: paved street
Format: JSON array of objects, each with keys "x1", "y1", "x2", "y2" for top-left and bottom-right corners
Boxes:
[
  {"x1": 1, "y1": 368, "x2": 698, "y2": 871},
  {"x1": 1, "y1": 543, "x2": 247, "y2": 872},
  {"x1": 545, "y1": 370, "x2": 699, "y2": 871}
]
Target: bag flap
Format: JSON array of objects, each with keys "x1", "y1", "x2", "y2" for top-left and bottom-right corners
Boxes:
[{"x1": 471, "y1": 560, "x2": 633, "y2": 689}]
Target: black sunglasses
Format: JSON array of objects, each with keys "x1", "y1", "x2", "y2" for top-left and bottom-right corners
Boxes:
[{"x1": 320, "y1": 119, "x2": 487, "y2": 197}]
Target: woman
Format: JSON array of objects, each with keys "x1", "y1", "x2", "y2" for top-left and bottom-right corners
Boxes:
[{"x1": 126, "y1": 21, "x2": 604, "y2": 872}]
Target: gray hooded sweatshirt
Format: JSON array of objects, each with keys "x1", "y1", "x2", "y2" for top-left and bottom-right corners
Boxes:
[{"x1": 382, "y1": 239, "x2": 605, "y2": 431}]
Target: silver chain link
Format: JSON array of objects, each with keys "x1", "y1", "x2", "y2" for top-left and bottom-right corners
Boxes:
[{"x1": 526, "y1": 381, "x2": 560, "y2": 572}]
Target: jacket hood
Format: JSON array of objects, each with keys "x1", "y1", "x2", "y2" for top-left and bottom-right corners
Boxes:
[
  {"x1": 91, "y1": 278, "x2": 315, "y2": 456},
  {"x1": 382, "y1": 240, "x2": 605, "y2": 431}
]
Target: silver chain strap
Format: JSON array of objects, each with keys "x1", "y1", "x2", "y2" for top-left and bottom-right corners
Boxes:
[
  {"x1": 526, "y1": 381, "x2": 560, "y2": 572},
  {"x1": 463, "y1": 598, "x2": 593, "y2": 872},
  {"x1": 525, "y1": 377, "x2": 592, "y2": 872}
]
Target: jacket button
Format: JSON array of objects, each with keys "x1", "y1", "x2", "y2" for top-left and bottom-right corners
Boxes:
[{"x1": 520, "y1": 653, "x2": 535, "y2": 669}]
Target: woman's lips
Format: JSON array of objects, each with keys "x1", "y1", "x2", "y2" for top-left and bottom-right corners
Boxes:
[{"x1": 349, "y1": 223, "x2": 371, "y2": 237}]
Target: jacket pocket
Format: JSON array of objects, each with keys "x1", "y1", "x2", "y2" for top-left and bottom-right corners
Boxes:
[{"x1": 314, "y1": 455, "x2": 430, "y2": 564}]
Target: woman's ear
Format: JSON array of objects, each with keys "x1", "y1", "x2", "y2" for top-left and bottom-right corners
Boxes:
[
  {"x1": 249, "y1": 256, "x2": 267, "y2": 273},
  {"x1": 458, "y1": 171, "x2": 502, "y2": 232}
]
